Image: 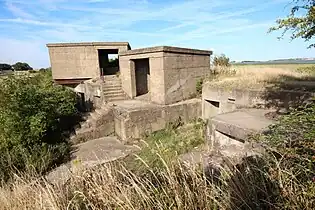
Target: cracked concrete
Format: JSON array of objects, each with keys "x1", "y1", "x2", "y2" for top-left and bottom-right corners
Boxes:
[{"x1": 46, "y1": 136, "x2": 138, "y2": 184}]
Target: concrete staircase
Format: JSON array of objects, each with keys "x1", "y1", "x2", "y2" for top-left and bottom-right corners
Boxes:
[
  {"x1": 102, "y1": 75, "x2": 129, "y2": 102},
  {"x1": 70, "y1": 105, "x2": 115, "y2": 144}
]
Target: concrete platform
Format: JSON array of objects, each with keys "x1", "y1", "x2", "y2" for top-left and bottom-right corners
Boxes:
[
  {"x1": 110, "y1": 99, "x2": 202, "y2": 142},
  {"x1": 211, "y1": 109, "x2": 275, "y2": 141},
  {"x1": 46, "y1": 137, "x2": 138, "y2": 184},
  {"x1": 109, "y1": 99, "x2": 161, "y2": 111}
]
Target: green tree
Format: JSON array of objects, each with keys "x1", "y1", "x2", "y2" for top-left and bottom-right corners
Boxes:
[
  {"x1": 12, "y1": 62, "x2": 33, "y2": 71},
  {"x1": 0, "y1": 63, "x2": 12, "y2": 71},
  {"x1": 269, "y1": 0, "x2": 315, "y2": 48},
  {"x1": 39, "y1": 67, "x2": 51, "y2": 72},
  {"x1": 0, "y1": 72, "x2": 79, "y2": 181}
]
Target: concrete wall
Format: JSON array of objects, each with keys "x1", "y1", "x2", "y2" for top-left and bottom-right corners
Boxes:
[
  {"x1": 114, "y1": 99, "x2": 202, "y2": 142},
  {"x1": 74, "y1": 79, "x2": 103, "y2": 111},
  {"x1": 202, "y1": 82, "x2": 315, "y2": 119},
  {"x1": 119, "y1": 52, "x2": 165, "y2": 104},
  {"x1": 47, "y1": 42, "x2": 130, "y2": 81},
  {"x1": 48, "y1": 45, "x2": 99, "y2": 80},
  {"x1": 119, "y1": 46, "x2": 212, "y2": 105},
  {"x1": 163, "y1": 52, "x2": 211, "y2": 104}
]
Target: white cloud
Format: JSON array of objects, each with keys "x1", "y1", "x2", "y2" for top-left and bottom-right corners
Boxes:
[
  {"x1": 0, "y1": 0, "x2": 292, "y2": 66},
  {"x1": 5, "y1": 1, "x2": 35, "y2": 19}
]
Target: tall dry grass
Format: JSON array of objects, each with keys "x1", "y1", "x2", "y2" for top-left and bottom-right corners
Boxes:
[
  {"x1": 0, "y1": 151, "x2": 312, "y2": 210},
  {"x1": 207, "y1": 64, "x2": 315, "y2": 90},
  {"x1": 0, "y1": 156, "x2": 262, "y2": 210}
]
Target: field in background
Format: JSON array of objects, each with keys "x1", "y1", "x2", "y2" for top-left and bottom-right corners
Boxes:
[
  {"x1": 232, "y1": 63, "x2": 314, "y2": 71},
  {"x1": 207, "y1": 63, "x2": 315, "y2": 90}
]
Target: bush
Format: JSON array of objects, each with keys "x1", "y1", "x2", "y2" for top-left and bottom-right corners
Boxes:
[
  {"x1": 256, "y1": 102, "x2": 315, "y2": 209},
  {"x1": 213, "y1": 54, "x2": 231, "y2": 68},
  {"x1": 0, "y1": 72, "x2": 79, "y2": 182},
  {"x1": 39, "y1": 67, "x2": 51, "y2": 72},
  {"x1": 211, "y1": 54, "x2": 236, "y2": 76},
  {"x1": 196, "y1": 78, "x2": 204, "y2": 95}
]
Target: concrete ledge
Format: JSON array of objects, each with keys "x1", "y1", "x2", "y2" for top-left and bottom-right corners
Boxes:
[
  {"x1": 47, "y1": 42, "x2": 130, "y2": 48},
  {"x1": 119, "y1": 46, "x2": 212, "y2": 56},
  {"x1": 202, "y1": 82, "x2": 315, "y2": 119},
  {"x1": 211, "y1": 109, "x2": 274, "y2": 141},
  {"x1": 111, "y1": 99, "x2": 202, "y2": 142}
]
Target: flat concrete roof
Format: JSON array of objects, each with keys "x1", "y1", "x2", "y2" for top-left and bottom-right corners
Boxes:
[
  {"x1": 212, "y1": 109, "x2": 275, "y2": 140},
  {"x1": 46, "y1": 42, "x2": 130, "y2": 48},
  {"x1": 119, "y1": 46, "x2": 212, "y2": 56}
]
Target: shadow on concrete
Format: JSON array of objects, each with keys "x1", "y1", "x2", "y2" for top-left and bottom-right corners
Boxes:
[{"x1": 261, "y1": 74, "x2": 315, "y2": 110}]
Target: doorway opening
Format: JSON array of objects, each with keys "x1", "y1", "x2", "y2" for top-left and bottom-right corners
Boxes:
[
  {"x1": 98, "y1": 49, "x2": 119, "y2": 76},
  {"x1": 134, "y1": 58, "x2": 150, "y2": 96}
]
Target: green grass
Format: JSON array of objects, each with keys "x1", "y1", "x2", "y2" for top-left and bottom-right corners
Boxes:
[{"x1": 124, "y1": 120, "x2": 205, "y2": 173}]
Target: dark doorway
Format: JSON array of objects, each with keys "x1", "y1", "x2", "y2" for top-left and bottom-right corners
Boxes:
[
  {"x1": 98, "y1": 49, "x2": 119, "y2": 76},
  {"x1": 134, "y1": 58, "x2": 150, "y2": 96}
]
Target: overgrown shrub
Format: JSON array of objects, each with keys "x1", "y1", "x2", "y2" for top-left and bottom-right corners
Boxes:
[
  {"x1": 196, "y1": 78, "x2": 204, "y2": 95},
  {"x1": 0, "y1": 72, "x2": 79, "y2": 182},
  {"x1": 257, "y1": 101, "x2": 315, "y2": 209},
  {"x1": 213, "y1": 54, "x2": 231, "y2": 68},
  {"x1": 211, "y1": 54, "x2": 236, "y2": 76}
]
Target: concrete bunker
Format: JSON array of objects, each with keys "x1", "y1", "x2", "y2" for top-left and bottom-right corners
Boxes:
[
  {"x1": 47, "y1": 42, "x2": 212, "y2": 105},
  {"x1": 119, "y1": 46, "x2": 212, "y2": 105}
]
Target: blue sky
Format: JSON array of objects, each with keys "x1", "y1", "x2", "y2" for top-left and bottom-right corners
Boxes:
[{"x1": 0, "y1": 0, "x2": 314, "y2": 68}]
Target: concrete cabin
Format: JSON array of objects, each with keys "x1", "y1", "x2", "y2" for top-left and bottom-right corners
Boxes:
[
  {"x1": 47, "y1": 42, "x2": 212, "y2": 105},
  {"x1": 46, "y1": 42, "x2": 131, "y2": 86}
]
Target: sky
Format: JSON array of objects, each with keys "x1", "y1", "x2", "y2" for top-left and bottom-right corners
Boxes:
[{"x1": 0, "y1": 0, "x2": 314, "y2": 68}]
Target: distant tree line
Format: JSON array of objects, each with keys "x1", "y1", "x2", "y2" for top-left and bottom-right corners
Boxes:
[{"x1": 0, "y1": 62, "x2": 51, "y2": 72}]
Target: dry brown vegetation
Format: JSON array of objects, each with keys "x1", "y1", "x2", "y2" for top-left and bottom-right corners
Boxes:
[
  {"x1": 207, "y1": 64, "x2": 315, "y2": 90},
  {"x1": 0, "y1": 150, "x2": 312, "y2": 210},
  {"x1": 0, "y1": 118, "x2": 314, "y2": 210}
]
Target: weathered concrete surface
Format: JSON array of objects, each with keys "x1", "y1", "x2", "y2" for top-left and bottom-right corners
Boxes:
[
  {"x1": 202, "y1": 82, "x2": 315, "y2": 119},
  {"x1": 111, "y1": 99, "x2": 202, "y2": 142},
  {"x1": 180, "y1": 109, "x2": 269, "y2": 177},
  {"x1": 102, "y1": 75, "x2": 129, "y2": 102},
  {"x1": 210, "y1": 109, "x2": 274, "y2": 141},
  {"x1": 75, "y1": 79, "x2": 103, "y2": 110},
  {"x1": 206, "y1": 109, "x2": 274, "y2": 153},
  {"x1": 119, "y1": 46, "x2": 212, "y2": 105},
  {"x1": 119, "y1": 46, "x2": 212, "y2": 56},
  {"x1": 46, "y1": 136, "x2": 138, "y2": 184},
  {"x1": 70, "y1": 105, "x2": 115, "y2": 144},
  {"x1": 47, "y1": 42, "x2": 130, "y2": 82}
]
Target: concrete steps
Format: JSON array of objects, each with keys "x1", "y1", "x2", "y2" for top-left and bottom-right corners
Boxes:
[
  {"x1": 70, "y1": 105, "x2": 115, "y2": 144},
  {"x1": 102, "y1": 76, "x2": 129, "y2": 102}
]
